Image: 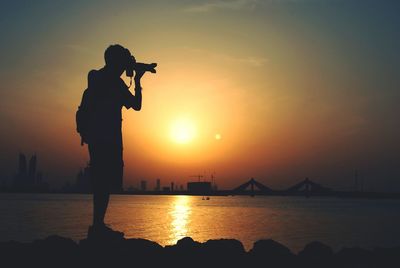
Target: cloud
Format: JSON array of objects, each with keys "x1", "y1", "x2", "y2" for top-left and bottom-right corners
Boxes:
[
  {"x1": 240, "y1": 56, "x2": 267, "y2": 67},
  {"x1": 184, "y1": 0, "x2": 337, "y2": 12},
  {"x1": 184, "y1": 0, "x2": 259, "y2": 13},
  {"x1": 183, "y1": 46, "x2": 267, "y2": 67},
  {"x1": 64, "y1": 44, "x2": 96, "y2": 56},
  {"x1": 222, "y1": 54, "x2": 267, "y2": 67}
]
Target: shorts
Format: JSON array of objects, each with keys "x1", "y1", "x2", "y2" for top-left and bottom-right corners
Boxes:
[{"x1": 88, "y1": 142, "x2": 124, "y2": 193}]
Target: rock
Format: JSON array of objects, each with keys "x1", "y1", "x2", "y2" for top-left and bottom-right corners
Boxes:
[
  {"x1": 121, "y1": 238, "x2": 163, "y2": 257},
  {"x1": 334, "y1": 247, "x2": 373, "y2": 267},
  {"x1": 0, "y1": 240, "x2": 30, "y2": 266},
  {"x1": 298, "y1": 241, "x2": 333, "y2": 267},
  {"x1": 123, "y1": 238, "x2": 163, "y2": 251},
  {"x1": 249, "y1": 239, "x2": 296, "y2": 267},
  {"x1": 176, "y1": 236, "x2": 201, "y2": 249},
  {"x1": 119, "y1": 238, "x2": 164, "y2": 266},
  {"x1": 372, "y1": 246, "x2": 400, "y2": 267},
  {"x1": 33, "y1": 235, "x2": 78, "y2": 250},
  {"x1": 2, "y1": 235, "x2": 400, "y2": 268},
  {"x1": 79, "y1": 233, "x2": 124, "y2": 248},
  {"x1": 164, "y1": 237, "x2": 202, "y2": 261},
  {"x1": 27, "y1": 236, "x2": 79, "y2": 266},
  {"x1": 202, "y1": 238, "x2": 245, "y2": 255},
  {"x1": 201, "y1": 239, "x2": 246, "y2": 265},
  {"x1": 0, "y1": 240, "x2": 27, "y2": 252},
  {"x1": 165, "y1": 237, "x2": 201, "y2": 253}
]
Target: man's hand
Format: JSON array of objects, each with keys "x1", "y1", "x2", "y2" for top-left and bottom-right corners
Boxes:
[{"x1": 134, "y1": 69, "x2": 145, "y2": 88}]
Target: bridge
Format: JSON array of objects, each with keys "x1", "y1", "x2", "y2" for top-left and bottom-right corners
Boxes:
[
  {"x1": 281, "y1": 177, "x2": 332, "y2": 197},
  {"x1": 231, "y1": 177, "x2": 332, "y2": 197},
  {"x1": 232, "y1": 178, "x2": 273, "y2": 196}
]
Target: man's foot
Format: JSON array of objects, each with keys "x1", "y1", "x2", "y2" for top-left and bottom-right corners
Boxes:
[{"x1": 87, "y1": 224, "x2": 124, "y2": 241}]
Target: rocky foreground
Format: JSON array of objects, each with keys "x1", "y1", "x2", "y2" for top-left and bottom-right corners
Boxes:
[{"x1": 1, "y1": 235, "x2": 399, "y2": 268}]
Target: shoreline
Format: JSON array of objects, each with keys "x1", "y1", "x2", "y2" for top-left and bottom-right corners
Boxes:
[
  {"x1": 3, "y1": 191, "x2": 400, "y2": 200},
  {"x1": 1, "y1": 235, "x2": 399, "y2": 267}
]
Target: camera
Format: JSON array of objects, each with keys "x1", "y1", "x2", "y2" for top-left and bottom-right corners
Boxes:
[{"x1": 126, "y1": 56, "x2": 157, "y2": 77}]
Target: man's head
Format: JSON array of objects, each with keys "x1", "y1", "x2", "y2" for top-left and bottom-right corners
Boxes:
[{"x1": 104, "y1": 44, "x2": 134, "y2": 75}]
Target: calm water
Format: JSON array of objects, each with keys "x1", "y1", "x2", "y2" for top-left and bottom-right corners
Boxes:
[{"x1": 1, "y1": 193, "x2": 400, "y2": 252}]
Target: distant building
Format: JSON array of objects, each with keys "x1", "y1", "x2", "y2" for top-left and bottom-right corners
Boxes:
[
  {"x1": 28, "y1": 154, "x2": 37, "y2": 184},
  {"x1": 162, "y1": 186, "x2": 170, "y2": 192},
  {"x1": 140, "y1": 180, "x2": 147, "y2": 191},
  {"x1": 155, "y1": 179, "x2": 161, "y2": 191},
  {"x1": 212, "y1": 183, "x2": 218, "y2": 191},
  {"x1": 36, "y1": 172, "x2": 43, "y2": 184},
  {"x1": 75, "y1": 166, "x2": 91, "y2": 192},
  {"x1": 12, "y1": 153, "x2": 48, "y2": 192},
  {"x1": 126, "y1": 185, "x2": 138, "y2": 192},
  {"x1": 61, "y1": 166, "x2": 91, "y2": 193},
  {"x1": 187, "y1": 181, "x2": 212, "y2": 194},
  {"x1": 171, "y1": 182, "x2": 174, "y2": 192},
  {"x1": 18, "y1": 153, "x2": 27, "y2": 178}
]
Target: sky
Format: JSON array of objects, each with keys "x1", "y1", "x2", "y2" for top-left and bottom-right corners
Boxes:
[{"x1": 0, "y1": 0, "x2": 399, "y2": 191}]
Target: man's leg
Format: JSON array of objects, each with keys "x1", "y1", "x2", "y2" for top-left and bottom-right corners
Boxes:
[
  {"x1": 89, "y1": 143, "x2": 110, "y2": 227},
  {"x1": 88, "y1": 143, "x2": 124, "y2": 238},
  {"x1": 92, "y1": 144, "x2": 123, "y2": 226},
  {"x1": 93, "y1": 190, "x2": 110, "y2": 227}
]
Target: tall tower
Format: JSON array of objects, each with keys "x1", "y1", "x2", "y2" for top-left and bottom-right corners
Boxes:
[
  {"x1": 18, "y1": 153, "x2": 27, "y2": 176},
  {"x1": 17, "y1": 153, "x2": 28, "y2": 185},
  {"x1": 140, "y1": 180, "x2": 147, "y2": 191},
  {"x1": 36, "y1": 171, "x2": 43, "y2": 184},
  {"x1": 156, "y1": 179, "x2": 161, "y2": 191},
  {"x1": 28, "y1": 154, "x2": 37, "y2": 184}
]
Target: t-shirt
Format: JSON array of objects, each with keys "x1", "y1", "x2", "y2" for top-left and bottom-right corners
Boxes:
[{"x1": 84, "y1": 68, "x2": 135, "y2": 146}]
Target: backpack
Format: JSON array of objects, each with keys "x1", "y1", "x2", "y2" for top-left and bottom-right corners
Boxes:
[
  {"x1": 76, "y1": 70, "x2": 99, "y2": 145},
  {"x1": 76, "y1": 88, "x2": 91, "y2": 146}
]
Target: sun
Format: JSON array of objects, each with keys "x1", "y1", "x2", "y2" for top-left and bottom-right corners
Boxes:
[{"x1": 170, "y1": 119, "x2": 196, "y2": 144}]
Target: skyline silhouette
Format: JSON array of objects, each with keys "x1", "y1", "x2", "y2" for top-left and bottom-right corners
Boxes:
[
  {"x1": 3, "y1": 152, "x2": 399, "y2": 200},
  {"x1": 0, "y1": 149, "x2": 390, "y2": 193}
]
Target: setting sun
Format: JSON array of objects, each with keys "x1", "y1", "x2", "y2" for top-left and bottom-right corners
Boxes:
[{"x1": 170, "y1": 119, "x2": 196, "y2": 144}]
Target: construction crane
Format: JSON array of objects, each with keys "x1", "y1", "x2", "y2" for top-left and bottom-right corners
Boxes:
[
  {"x1": 190, "y1": 175, "x2": 204, "y2": 182},
  {"x1": 210, "y1": 172, "x2": 217, "y2": 191}
]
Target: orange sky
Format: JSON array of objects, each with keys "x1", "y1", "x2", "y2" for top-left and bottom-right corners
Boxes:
[{"x1": 0, "y1": 1, "x2": 399, "y2": 191}]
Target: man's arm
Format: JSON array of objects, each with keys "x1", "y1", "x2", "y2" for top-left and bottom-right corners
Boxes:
[
  {"x1": 123, "y1": 70, "x2": 145, "y2": 111},
  {"x1": 123, "y1": 85, "x2": 141, "y2": 111}
]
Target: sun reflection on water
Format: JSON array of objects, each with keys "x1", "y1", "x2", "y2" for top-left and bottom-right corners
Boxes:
[{"x1": 169, "y1": 195, "x2": 191, "y2": 244}]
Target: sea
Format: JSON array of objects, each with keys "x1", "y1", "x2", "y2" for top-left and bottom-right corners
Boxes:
[{"x1": 1, "y1": 193, "x2": 399, "y2": 252}]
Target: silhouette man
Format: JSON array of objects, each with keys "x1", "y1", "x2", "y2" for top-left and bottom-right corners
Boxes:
[{"x1": 78, "y1": 44, "x2": 147, "y2": 239}]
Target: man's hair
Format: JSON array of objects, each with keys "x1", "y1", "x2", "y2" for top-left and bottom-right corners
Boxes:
[{"x1": 104, "y1": 44, "x2": 131, "y2": 66}]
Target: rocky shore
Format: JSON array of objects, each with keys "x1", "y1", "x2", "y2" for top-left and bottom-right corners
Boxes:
[{"x1": 1, "y1": 235, "x2": 399, "y2": 267}]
